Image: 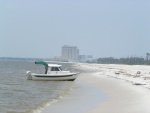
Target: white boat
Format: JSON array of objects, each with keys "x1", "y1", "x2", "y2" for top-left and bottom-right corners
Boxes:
[{"x1": 26, "y1": 61, "x2": 80, "y2": 81}]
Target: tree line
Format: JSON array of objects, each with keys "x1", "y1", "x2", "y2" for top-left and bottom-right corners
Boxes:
[{"x1": 97, "y1": 57, "x2": 149, "y2": 65}]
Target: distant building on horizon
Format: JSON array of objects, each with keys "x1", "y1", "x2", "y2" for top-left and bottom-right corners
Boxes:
[
  {"x1": 61, "y1": 45, "x2": 79, "y2": 61},
  {"x1": 79, "y1": 55, "x2": 93, "y2": 62}
]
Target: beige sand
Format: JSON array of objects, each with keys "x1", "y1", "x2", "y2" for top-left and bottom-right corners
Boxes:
[
  {"x1": 42, "y1": 65, "x2": 150, "y2": 113},
  {"x1": 83, "y1": 72, "x2": 150, "y2": 113}
]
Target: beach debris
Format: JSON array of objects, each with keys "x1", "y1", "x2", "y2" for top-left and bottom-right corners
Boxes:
[
  {"x1": 143, "y1": 76, "x2": 150, "y2": 80},
  {"x1": 133, "y1": 82, "x2": 142, "y2": 85},
  {"x1": 115, "y1": 71, "x2": 120, "y2": 74},
  {"x1": 79, "y1": 63, "x2": 150, "y2": 90},
  {"x1": 136, "y1": 71, "x2": 141, "y2": 74},
  {"x1": 133, "y1": 82, "x2": 146, "y2": 85}
]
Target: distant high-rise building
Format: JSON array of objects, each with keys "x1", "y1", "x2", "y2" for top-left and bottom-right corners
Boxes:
[
  {"x1": 79, "y1": 55, "x2": 93, "y2": 62},
  {"x1": 61, "y1": 45, "x2": 79, "y2": 60}
]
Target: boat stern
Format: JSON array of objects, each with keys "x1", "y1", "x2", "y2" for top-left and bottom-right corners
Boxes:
[{"x1": 26, "y1": 71, "x2": 32, "y2": 80}]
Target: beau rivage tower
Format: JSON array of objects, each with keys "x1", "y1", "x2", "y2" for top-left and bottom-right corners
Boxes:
[{"x1": 61, "y1": 45, "x2": 79, "y2": 60}]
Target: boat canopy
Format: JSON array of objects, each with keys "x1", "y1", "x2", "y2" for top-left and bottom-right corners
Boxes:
[
  {"x1": 35, "y1": 61, "x2": 48, "y2": 67},
  {"x1": 48, "y1": 64, "x2": 62, "y2": 67}
]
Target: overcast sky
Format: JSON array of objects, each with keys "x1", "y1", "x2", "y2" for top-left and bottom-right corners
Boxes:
[{"x1": 0, "y1": 0, "x2": 150, "y2": 58}]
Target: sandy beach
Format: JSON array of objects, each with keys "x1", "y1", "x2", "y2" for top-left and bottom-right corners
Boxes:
[
  {"x1": 79, "y1": 63, "x2": 150, "y2": 113},
  {"x1": 42, "y1": 63, "x2": 150, "y2": 113},
  {"x1": 84, "y1": 72, "x2": 150, "y2": 113}
]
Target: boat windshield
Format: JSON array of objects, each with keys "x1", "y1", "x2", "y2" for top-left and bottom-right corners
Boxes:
[
  {"x1": 51, "y1": 67, "x2": 62, "y2": 71},
  {"x1": 59, "y1": 67, "x2": 62, "y2": 71}
]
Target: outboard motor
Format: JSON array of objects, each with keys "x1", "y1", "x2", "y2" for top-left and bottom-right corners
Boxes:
[{"x1": 26, "y1": 71, "x2": 32, "y2": 80}]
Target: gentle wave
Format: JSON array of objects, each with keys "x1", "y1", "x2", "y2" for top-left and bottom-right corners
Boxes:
[{"x1": 0, "y1": 61, "x2": 75, "y2": 113}]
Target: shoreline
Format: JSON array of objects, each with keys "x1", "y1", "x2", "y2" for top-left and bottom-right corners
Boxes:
[
  {"x1": 41, "y1": 67, "x2": 107, "y2": 113},
  {"x1": 85, "y1": 72, "x2": 150, "y2": 113},
  {"x1": 42, "y1": 63, "x2": 150, "y2": 113},
  {"x1": 78, "y1": 63, "x2": 150, "y2": 113}
]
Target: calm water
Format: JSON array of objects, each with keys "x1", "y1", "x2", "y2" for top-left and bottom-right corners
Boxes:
[{"x1": 0, "y1": 61, "x2": 75, "y2": 113}]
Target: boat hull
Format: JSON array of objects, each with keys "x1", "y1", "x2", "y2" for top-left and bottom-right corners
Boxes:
[{"x1": 26, "y1": 72, "x2": 78, "y2": 81}]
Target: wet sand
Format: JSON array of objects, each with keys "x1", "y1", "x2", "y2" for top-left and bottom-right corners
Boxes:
[
  {"x1": 41, "y1": 69, "x2": 106, "y2": 113},
  {"x1": 86, "y1": 72, "x2": 150, "y2": 113},
  {"x1": 42, "y1": 63, "x2": 150, "y2": 113}
]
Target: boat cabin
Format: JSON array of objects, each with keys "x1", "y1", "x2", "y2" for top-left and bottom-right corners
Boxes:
[
  {"x1": 48, "y1": 64, "x2": 62, "y2": 72},
  {"x1": 35, "y1": 61, "x2": 66, "y2": 74}
]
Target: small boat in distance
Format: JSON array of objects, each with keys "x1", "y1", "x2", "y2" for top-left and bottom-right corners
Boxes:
[{"x1": 26, "y1": 61, "x2": 80, "y2": 81}]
